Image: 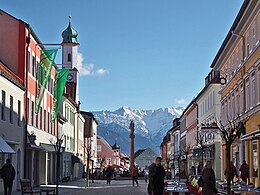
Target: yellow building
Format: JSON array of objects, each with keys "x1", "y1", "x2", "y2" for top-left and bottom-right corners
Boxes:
[{"x1": 210, "y1": 0, "x2": 260, "y2": 186}]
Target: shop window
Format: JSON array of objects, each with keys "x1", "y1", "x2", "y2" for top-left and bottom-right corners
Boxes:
[{"x1": 252, "y1": 141, "x2": 258, "y2": 177}]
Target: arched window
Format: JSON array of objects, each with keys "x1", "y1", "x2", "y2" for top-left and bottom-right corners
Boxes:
[{"x1": 68, "y1": 53, "x2": 71, "y2": 62}]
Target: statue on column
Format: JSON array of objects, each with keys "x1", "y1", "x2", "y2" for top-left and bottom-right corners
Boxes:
[{"x1": 129, "y1": 120, "x2": 135, "y2": 172}]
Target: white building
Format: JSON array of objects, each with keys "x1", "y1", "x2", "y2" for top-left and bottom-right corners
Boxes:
[
  {"x1": 196, "y1": 69, "x2": 222, "y2": 179},
  {"x1": 0, "y1": 61, "x2": 24, "y2": 191}
]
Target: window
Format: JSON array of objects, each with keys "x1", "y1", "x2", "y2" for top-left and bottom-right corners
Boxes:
[
  {"x1": 36, "y1": 61, "x2": 40, "y2": 80},
  {"x1": 258, "y1": 14, "x2": 260, "y2": 42},
  {"x1": 106, "y1": 158, "x2": 111, "y2": 165},
  {"x1": 50, "y1": 79, "x2": 53, "y2": 94},
  {"x1": 40, "y1": 107, "x2": 42, "y2": 129},
  {"x1": 235, "y1": 49, "x2": 239, "y2": 68},
  {"x1": 258, "y1": 66, "x2": 260, "y2": 103},
  {"x1": 240, "y1": 42, "x2": 243, "y2": 64},
  {"x1": 224, "y1": 100, "x2": 228, "y2": 124},
  {"x1": 27, "y1": 51, "x2": 30, "y2": 72},
  {"x1": 240, "y1": 84, "x2": 244, "y2": 114},
  {"x1": 10, "y1": 95, "x2": 13, "y2": 123},
  {"x1": 44, "y1": 110, "x2": 46, "y2": 131},
  {"x1": 27, "y1": 98, "x2": 29, "y2": 123},
  {"x1": 36, "y1": 110, "x2": 38, "y2": 128},
  {"x1": 212, "y1": 90, "x2": 215, "y2": 106},
  {"x1": 245, "y1": 77, "x2": 250, "y2": 111},
  {"x1": 1, "y1": 90, "x2": 6, "y2": 121},
  {"x1": 32, "y1": 55, "x2": 35, "y2": 77},
  {"x1": 251, "y1": 72, "x2": 256, "y2": 107},
  {"x1": 97, "y1": 145, "x2": 101, "y2": 152},
  {"x1": 227, "y1": 97, "x2": 231, "y2": 121},
  {"x1": 31, "y1": 101, "x2": 34, "y2": 126},
  {"x1": 246, "y1": 34, "x2": 250, "y2": 56},
  {"x1": 48, "y1": 112, "x2": 50, "y2": 133},
  {"x1": 70, "y1": 110, "x2": 74, "y2": 124},
  {"x1": 235, "y1": 89, "x2": 239, "y2": 115},
  {"x1": 232, "y1": 54, "x2": 235, "y2": 73},
  {"x1": 18, "y1": 100, "x2": 21, "y2": 126},
  {"x1": 231, "y1": 92, "x2": 235, "y2": 119},
  {"x1": 252, "y1": 141, "x2": 258, "y2": 177},
  {"x1": 68, "y1": 53, "x2": 71, "y2": 62},
  {"x1": 54, "y1": 120, "x2": 56, "y2": 135},
  {"x1": 258, "y1": 14, "x2": 260, "y2": 43},
  {"x1": 252, "y1": 26, "x2": 256, "y2": 48},
  {"x1": 47, "y1": 78, "x2": 50, "y2": 92}
]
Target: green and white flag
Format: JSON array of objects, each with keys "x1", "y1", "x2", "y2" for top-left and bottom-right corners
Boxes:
[
  {"x1": 51, "y1": 69, "x2": 69, "y2": 122},
  {"x1": 36, "y1": 49, "x2": 58, "y2": 114}
]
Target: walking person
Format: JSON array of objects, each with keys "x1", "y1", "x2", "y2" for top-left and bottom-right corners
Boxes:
[
  {"x1": 144, "y1": 165, "x2": 149, "y2": 183},
  {"x1": 201, "y1": 160, "x2": 218, "y2": 195},
  {"x1": 147, "y1": 157, "x2": 166, "y2": 195},
  {"x1": 106, "y1": 166, "x2": 113, "y2": 184},
  {"x1": 1, "y1": 159, "x2": 15, "y2": 195},
  {"x1": 239, "y1": 160, "x2": 249, "y2": 183},
  {"x1": 225, "y1": 161, "x2": 238, "y2": 182},
  {"x1": 132, "y1": 165, "x2": 139, "y2": 186}
]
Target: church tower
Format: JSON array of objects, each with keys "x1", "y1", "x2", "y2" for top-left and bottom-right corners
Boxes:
[{"x1": 61, "y1": 16, "x2": 79, "y2": 102}]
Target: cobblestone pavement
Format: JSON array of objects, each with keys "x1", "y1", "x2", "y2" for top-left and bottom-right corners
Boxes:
[{"x1": 12, "y1": 179, "x2": 148, "y2": 195}]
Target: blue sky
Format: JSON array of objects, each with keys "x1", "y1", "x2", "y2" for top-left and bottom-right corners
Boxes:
[{"x1": 1, "y1": 0, "x2": 243, "y2": 111}]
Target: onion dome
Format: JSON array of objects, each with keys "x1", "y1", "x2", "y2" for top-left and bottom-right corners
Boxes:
[
  {"x1": 111, "y1": 142, "x2": 120, "y2": 150},
  {"x1": 61, "y1": 16, "x2": 79, "y2": 45}
]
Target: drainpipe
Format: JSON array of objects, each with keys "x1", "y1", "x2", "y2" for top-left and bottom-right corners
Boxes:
[{"x1": 24, "y1": 31, "x2": 30, "y2": 178}]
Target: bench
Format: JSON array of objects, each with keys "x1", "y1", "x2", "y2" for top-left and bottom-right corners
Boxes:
[{"x1": 20, "y1": 179, "x2": 42, "y2": 195}]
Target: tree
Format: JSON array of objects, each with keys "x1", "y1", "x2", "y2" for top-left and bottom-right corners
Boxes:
[
  {"x1": 196, "y1": 132, "x2": 210, "y2": 167},
  {"x1": 217, "y1": 119, "x2": 246, "y2": 195},
  {"x1": 180, "y1": 144, "x2": 191, "y2": 178}
]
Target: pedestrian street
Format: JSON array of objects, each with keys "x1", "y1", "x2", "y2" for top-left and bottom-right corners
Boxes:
[{"x1": 12, "y1": 179, "x2": 148, "y2": 195}]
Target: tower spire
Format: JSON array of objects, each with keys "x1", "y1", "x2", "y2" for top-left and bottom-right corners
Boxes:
[{"x1": 69, "y1": 15, "x2": 72, "y2": 24}]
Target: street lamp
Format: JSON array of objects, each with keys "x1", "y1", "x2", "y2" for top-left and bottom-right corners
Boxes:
[
  {"x1": 54, "y1": 135, "x2": 63, "y2": 195},
  {"x1": 86, "y1": 137, "x2": 93, "y2": 187}
]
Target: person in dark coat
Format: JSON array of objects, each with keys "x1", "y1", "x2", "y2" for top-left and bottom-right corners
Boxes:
[
  {"x1": 201, "y1": 160, "x2": 217, "y2": 195},
  {"x1": 1, "y1": 159, "x2": 15, "y2": 195},
  {"x1": 147, "y1": 157, "x2": 166, "y2": 195},
  {"x1": 225, "y1": 161, "x2": 238, "y2": 182},
  {"x1": 239, "y1": 160, "x2": 249, "y2": 183},
  {"x1": 106, "y1": 166, "x2": 113, "y2": 184}
]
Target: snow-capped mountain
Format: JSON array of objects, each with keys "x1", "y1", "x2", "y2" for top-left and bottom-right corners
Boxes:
[{"x1": 93, "y1": 106, "x2": 184, "y2": 154}]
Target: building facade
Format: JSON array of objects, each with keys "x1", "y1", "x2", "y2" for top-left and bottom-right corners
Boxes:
[
  {"x1": 0, "y1": 61, "x2": 25, "y2": 191},
  {"x1": 210, "y1": 0, "x2": 260, "y2": 185},
  {"x1": 196, "y1": 69, "x2": 222, "y2": 179},
  {"x1": 0, "y1": 9, "x2": 58, "y2": 186}
]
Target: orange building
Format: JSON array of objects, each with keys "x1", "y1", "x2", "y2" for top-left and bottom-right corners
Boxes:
[{"x1": 210, "y1": 0, "x2": 260, "y2": 186}]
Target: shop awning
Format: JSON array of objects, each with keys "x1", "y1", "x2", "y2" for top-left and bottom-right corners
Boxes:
[
  {"x1": 40, "y1": 143, "x2": 56, "y2": 152},
  {"x1": 241, "y1": 130, "x2": 260, "y2": 141},
  {"x1": 0, "y1": 137, "x2": 15, "y2": 154}
]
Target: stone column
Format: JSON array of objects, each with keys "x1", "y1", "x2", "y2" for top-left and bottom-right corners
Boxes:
[{"x1": 129, "y1": 121, "x2": 135, "y2": 172}]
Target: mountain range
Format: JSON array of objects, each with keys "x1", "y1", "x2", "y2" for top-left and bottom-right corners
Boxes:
[{"x1": 93, "y1": 106, "x2": 184, "y2": 155}]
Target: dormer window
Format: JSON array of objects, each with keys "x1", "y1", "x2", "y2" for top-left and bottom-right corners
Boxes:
[{"x1": 68, "y1": 53, "x2": 71, "y2": 62}]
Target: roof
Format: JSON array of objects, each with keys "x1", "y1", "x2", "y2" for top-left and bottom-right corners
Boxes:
[
  {"x1": 80, "y1": 111, "x2": 98, "y2": 125},
  {"x1": 0, "y1": 60, "x2": 24, "y2": 90},
  {"x1": 111, "y1": 142, "x2": 120, "y2": 150},
  {"x1": 97, "y1": 136, "x2": 112, "y2": 149},
  {"x1": 134, "y1": 149, "x2": 145, "y2": 159},
  {"x1": 61, "y1": 18, "x2": 79, "y2": 45}
]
